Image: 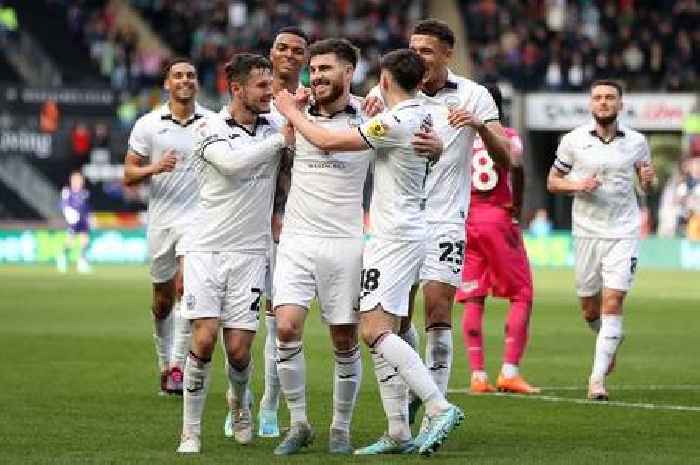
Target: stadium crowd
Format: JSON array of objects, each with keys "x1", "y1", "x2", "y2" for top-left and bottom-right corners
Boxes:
[{"x1": 461, "y1": 0, "x2": 700, "y2": 91}]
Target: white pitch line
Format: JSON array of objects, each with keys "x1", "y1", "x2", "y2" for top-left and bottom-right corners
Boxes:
[
  {"x1": 530, "y1": 385, "x2": 700, "y2": 392},
  {"x1": 447, "y1": 390, "x2": 700, "y2": 412}
]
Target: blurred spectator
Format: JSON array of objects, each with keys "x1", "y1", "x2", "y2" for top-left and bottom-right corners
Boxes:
[
  {"x1": 71, "y1": 122, "x2": 92, "y2": 167},
  {"x1": 39, "y1": 99, "x2": 60, "y2": 133},
  {"x1": 0, "y1": 1, "x2": 18, "y2": 43}
]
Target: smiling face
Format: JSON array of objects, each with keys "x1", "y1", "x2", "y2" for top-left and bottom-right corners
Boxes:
[
  {"x1": 232, "y1": 67, "x2": 274, "y2": 115},
  {"x1": 309, "y1": 53, "x2": 351, "y2": 105},
  {"x1": 270, "y1": 33, "x2": 308, "y2": 80},
  {"x1": 164, "y1": 62, "x2": 199, "y2": 102},
  {"x1": 590, "y1": 84, "x2": 622, "y2": 126},
  {"x1": 409, "y1": 34, "x2": 451, "y2": 89}
]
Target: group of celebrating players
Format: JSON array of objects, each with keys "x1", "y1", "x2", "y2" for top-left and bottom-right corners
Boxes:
[{"x1": 122, "y1": 18, "x2": 655, "y2": 457}]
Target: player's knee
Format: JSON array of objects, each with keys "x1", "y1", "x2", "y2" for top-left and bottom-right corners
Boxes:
[
  {"x1": 276, "y1": 318, "x2": 301, "y2": 343},
  {"x1": 191, "y1": 332, "x2": 216, "y2": 358},
  {"x1": 359, "y1": 324, "x2": 381, "y2": 347},
  {"x1": 227, "y1": 346, "x2": 251, "y2": 369}
]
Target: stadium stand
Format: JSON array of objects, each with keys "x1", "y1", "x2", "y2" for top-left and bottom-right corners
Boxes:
[{"x1": 459, "y1": 0, "x2": 699, "y2": 91}]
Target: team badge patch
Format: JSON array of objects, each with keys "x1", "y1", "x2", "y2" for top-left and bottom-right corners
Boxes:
[
  {"x1": 185, "y1": 294, "x2": 196, "y2": 311},
  {"x1": 366, "y1": 118, "x2": 388, "y2": 137},
  {"x1": 444, "y1": 95, "x2": 462, "y2": 109}
]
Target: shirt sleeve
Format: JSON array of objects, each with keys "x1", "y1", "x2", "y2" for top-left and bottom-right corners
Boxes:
[
  {"x1": 635, "y1": 136, "x2": 651, "y2": 164},
  {"x1": 553, "y1": 133, "x2": 574, "y2": 174},
  {"x1": 358, "y1": 112, "x2": 405, "y2": 150},
  {"x1": 473, "y1": 85, "x2": 500, "y2": 124},
  {"x1": 127, "y1": 116, "x2": 151, "y2": 158}
]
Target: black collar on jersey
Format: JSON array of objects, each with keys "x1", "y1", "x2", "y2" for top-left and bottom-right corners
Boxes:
[
  {"x1": 308, "y1": 104, "x2": 357, "y2": 118},
  {"x1": 422, "y1": 79, "x2": 458, "y2": 97},
  {"x1": 588, "y1": 128, "x2": 625, "y2": 145},
  {"x1": 160, "y1": 112, "x2": 203, "y2": 128},
  {"x1": 225, "y1": 116, "x2": 270, "y2": 136}
]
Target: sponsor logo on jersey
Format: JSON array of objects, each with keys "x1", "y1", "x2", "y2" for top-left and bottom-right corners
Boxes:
[
  {"x1": 307, "y1": 161, "x2": 347, "y2": 169},
  {"x1": 366, "y1": 118, "x2": 388, "y2": 137}
]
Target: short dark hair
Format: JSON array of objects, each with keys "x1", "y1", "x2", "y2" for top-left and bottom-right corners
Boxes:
[
  {"x1": 379, "y1": 49, "x2": 426, "y2": 93},
  {"x1": 308, "y1": 38, "x2": 359, "y2": 68},
  {"x1": 276, "y1": 26, "x2": 310, "y2": 45},
  {"x1": 224, "y1": 53, "x2": 272, "y2": 85},
  {"x1": 412, "y1": 19, "x2": 455, "y2": 48},
  {"x1": 162, "y1": 57, "x2": 195, "y2": 83},
  {"x1": 591, "y1": 79, "x2": 623, "y2": 97},
  {"x1": 483, "y1": 83, "x2": 503, "y2": 122}
]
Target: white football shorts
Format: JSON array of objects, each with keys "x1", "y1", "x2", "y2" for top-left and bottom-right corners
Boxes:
[
  {"x1": 419, "y1": 222, "x2": 465, "y2": 287},
  {"x1": 574, "y1": 237, "x2": 640, "y2": 297},
  {"x1": 148, "y1": 223, "x2": 190, "y2": 283},
  {"x1": 182, "y1": 251, "x2": 265, "y2": 331}
]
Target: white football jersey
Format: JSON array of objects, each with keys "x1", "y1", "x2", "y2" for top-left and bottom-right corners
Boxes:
[
  {"x1": 554, "y1": 122, "x2": 651, "y2": 238},
  {"x1": 420, "y1": 71, "x2": 499, "y2": 224},
  {"x1": 358, "y1": 98, "x2": 437, "y2": 241},
  {"x1": 186, "y1": 107, "x2": 285, "y2": 252},
  {"x1": 368, "y1": 73, "x2": 499, "y2": 224},
  {"x1": 128, "y1": 102, "x2": 212, "y2": 230},
  {"x1": 283, "y1": 96, "x2": 371, "y2": 238}
]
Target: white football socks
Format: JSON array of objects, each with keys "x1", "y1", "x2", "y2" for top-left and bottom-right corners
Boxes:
[
  {"x1": 399, "y1": 323, "x2": 420, "y2": 351},
  {"x1": 276, "y1": 339, "x2": 307, "y2": 425},
  {"x1": 371, "y1": 348, "x2": 410, "y2": 441},
  {"x1": 372, "y1": 333, "x2": 449, "y2": 417},
  {"x1": 227, "y1": 359, "x2": 253, "y2": 409},
  {"x1": 501, "y1": 363, "x2": 519, "y2": 379},
  {"x1": 182, "y1": 352, "x2": 212, "y2": 438},
  {"x1": 260, "y1": 315, "x2": 281, "y2": 412},
  {"x1": 170, "y1": 301, "x2": 191, "y2": 369},
  {"x1": 425, "y1": 327, "x2": 452, "y2": 394},
  {"x1": 591, "y1": 315, "x2": 623, "y2": 380},
  {"x1": 332, "y1": 345, "x2": 362, "y2": 433},
  {"x1": 153, "y1": 311, "x2": 173, "y2": 371}
]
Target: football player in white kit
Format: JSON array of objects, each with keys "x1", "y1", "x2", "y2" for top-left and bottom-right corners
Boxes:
[
  {"x1": 269, "y1": 38, "x2": 371, "y2": 456},
  {"x1": 548, "y1": 80, "x2": 655, "y2": 401},
  {"x1": 254, "y1": 26, "x2": 310, "y2": 439},
  {"x1": 404, "y1": 19, "x2": 512, "y2": 436},
  {"x1": 123, "y1": 58, "x2": 210, "y2": 395},
  {"x1": 274, "y1": 49, "x2": 463, "y2": 457},
  {"x1": 176, "y1": 53, "x2": 294, "y2": 454}
]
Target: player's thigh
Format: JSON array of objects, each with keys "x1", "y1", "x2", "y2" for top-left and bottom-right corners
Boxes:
[
  {"x1": 222, "y1": 327, "x2": 256, "y2": 365},
  {"x1": 486, "y1": 221, "x2": 533, "y2": 301},
  {"x1": 359, "y1": 237, "x2": 423, "y2": 318},
  {"x1": 601, "y1": 239, "x2": 639, "y2": 293},
  {"x1": 221, "y1": 253, "x2": 266, "y2": 332},
  {"x1": 455, "y1": 223, "x2": 490, "y2": 302},
  {"x1": 316, "y1": 237, "x2": 363, "y2": 326},
  {"x1": 420, "y1": 223, "x2": 465, "y2": 288},
  {"x1": 182, "y1": 252, "x2": 224, "y2": 321},
  {"x1": 148, "y1": 227, "x2": 179, "y2": 284},
  {"x1": 272, "y1": 235, "x2": 316, "y2": 311},
  {"x1": 574, "y1": 237, "x2": 603, "y2": 297}
]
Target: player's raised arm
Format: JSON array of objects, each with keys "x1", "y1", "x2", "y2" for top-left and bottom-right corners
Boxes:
[{"x1": 274, "y1": 89, "x2": 369, "y2": 152}]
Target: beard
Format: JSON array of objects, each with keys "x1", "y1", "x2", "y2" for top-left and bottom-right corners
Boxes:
[
  {"x1": 312, "y1": 79, "x2": 344, "y2": 105},
  {"x1": 593, "y1": 111, "x2": 618, "y2": 126}
]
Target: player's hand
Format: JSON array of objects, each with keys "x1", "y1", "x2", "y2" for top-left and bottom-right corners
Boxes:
[
  {"x1": 274, "y1": 89, "x2": 297, "y2": 117},
  {"x1": 411, "y1": 130, "x2": 443, "y2": 160},
  {"x1": 448, "y1": 107, "x2": 484, "y2": 130},
  {"x1": 154, "y1": 149, "x2": 177, "y2": 174},
  {"x1": 280, "y1": 122, "x2": 295, "y2": 148},
  {"x1": 362, "y1": 96, "x2": 384, "y2": 117},
  {"x1": 293, "y1": 87, "x2": 311, "y2": 108},
  {"x1": 636, "y1": 161, "x2": 656, "y2": 190},
  {"x1": 577, "y1": 176, "x2": 601, "y2": 193}
]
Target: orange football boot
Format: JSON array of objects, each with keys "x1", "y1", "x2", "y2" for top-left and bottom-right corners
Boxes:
[
  {"x1": 470, "y1": 375, "x2": 496, "y2": 394},
  {"x1": 496, "y1": 375, "x2": 541, "y2": 394}
]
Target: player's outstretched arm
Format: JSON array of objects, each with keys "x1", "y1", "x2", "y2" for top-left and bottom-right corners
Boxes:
[
  {"x1": 123, "y1": 149, "x2": 176, "y2": 186},
  {"x1": 274, "y1": 89, "x2": 369, "y2": 152}
]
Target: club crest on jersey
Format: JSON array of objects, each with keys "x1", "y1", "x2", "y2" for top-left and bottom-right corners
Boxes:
[
  {"x1": 367, "y1": 118, "x2": 388, "y2": 137},
  {"x1": 443, "y1": 95, "x2": 462, "y2": 109},
  {"x1": 185, "y1": 294, "x2": 196, "y2": 311}
]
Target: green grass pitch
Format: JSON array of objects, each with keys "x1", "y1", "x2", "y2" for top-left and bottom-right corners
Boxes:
[{"x1": 1, "y1": 265, "x2": 699, "y2": 465}]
